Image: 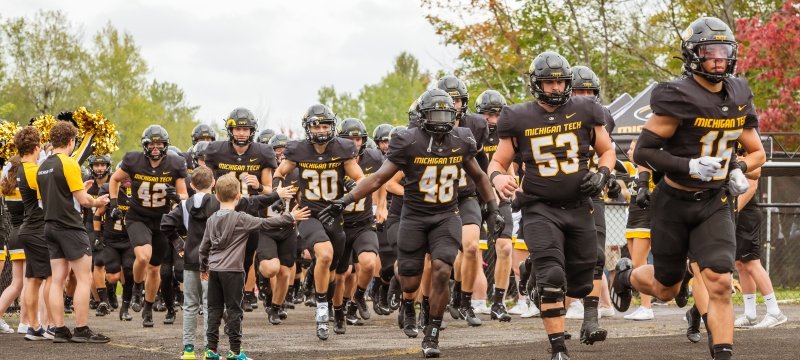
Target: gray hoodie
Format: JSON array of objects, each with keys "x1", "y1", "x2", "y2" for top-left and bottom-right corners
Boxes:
[{"x1": 199, "y1": 209, "x2": 293, "y2": 272}]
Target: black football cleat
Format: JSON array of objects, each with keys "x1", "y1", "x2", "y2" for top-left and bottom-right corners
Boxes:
[{"x1": 610, "y1": 258, "x2": 633, "y2": 312}]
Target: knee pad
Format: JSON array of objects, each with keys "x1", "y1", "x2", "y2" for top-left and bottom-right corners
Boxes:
[
  {"x1": 538, "y1": 286, "x2": 566, "y2": 318},
  {"x1": 397, "y1": 258, "x2": 424, "y2": 277},
  {"x1": 534, "y1": 260, "x2": 566, "y2": 290},
  {"x1": 654, "y1": 264, "x2": 686, "y2": 287},
  {"x1": 379, "y1": 266, "x2": 395, "y2": 283}
]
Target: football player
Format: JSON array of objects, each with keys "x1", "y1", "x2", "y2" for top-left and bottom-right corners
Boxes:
[
  {"x1": 611, "y1": 17, "x2": 766, "y2": 360},
  {"x1": 204, "y1": 108, "x2": 277, "y2": 312},
  {"x1": 317, "y1": 89, "x2": 502, "y2": 357},
  {"x1": 108, "y1": 125, "x2": 188, "y2": 328},
  {"x1": 271, "y1": 104, "x2": 365, "y2": 340},
  {"x1": 488, "y1": 51, "x2": 616, "y2": 360}
]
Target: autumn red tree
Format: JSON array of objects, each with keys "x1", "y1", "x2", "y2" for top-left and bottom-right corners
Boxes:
[{"x1": 736, "y1": 0, "x2": 800, "y2": 132}]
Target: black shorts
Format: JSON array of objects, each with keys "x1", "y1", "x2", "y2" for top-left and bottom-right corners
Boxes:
[
  {"x1": 379, "y1": 214, "x2": 400, "y2": 268},
  {"x1": 735, "y1": 204, "x2": 762, "y2": 261},
  {"x1": 625, "y1": 203, "x2": 651, "y2": 239},
  {"x1": 7, "y1": 224, "x2": 23, "y2": 252},
  {"x1": 20, "y1": 230, "x2": 51, "y2": 278},
  {"x1": 458, "y1": 196, "x2": 482, "y2": 226},
  {"x1": 649, "y1": 182, "x2": 735, "y2": 286},
  {"x1": 297, "y1": 216, "x2": 346, "y2": 271},
  {"x1": 522, "y1": 198, "x2": 597, "y2": 298},
  {"x1": 337, "y1": 223, "x2": 379, "y2": 274},
  {"x1": 397, "y1": 207, "x2": 461, "y2": 276},
  {"x1": 45, "y1": 224, "x2": 91, "y2": 261},
  {"x1": 126, "y1": 218, "x2": 169, "y2": 266},
  {"x1": 257, "y1": 225, "x2": 297, "y2": 267},
  {"x1": 95, "y1": 244, "x2": 135, "y2": 273}
]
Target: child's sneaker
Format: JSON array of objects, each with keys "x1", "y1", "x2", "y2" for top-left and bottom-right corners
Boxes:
[
  {"x1": 203, "y1": 348, "x2": 220, "y2": 360},
  {"x1": 181, "y1": 344, "x2": 197, "y2": 359},
  {"x1": 225, "y1": 350, "x2": 252, "y2": 360},
  {"x1": 0, "y1": 319, "x2": 14, "y2": 334}
]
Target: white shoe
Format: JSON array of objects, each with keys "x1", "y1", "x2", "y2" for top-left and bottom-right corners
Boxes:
[
  {"x1": 565, "y1": 301, "x2": 584, "y2": 320},
  {"x1": 0, "y1": 319, "x2": 14, "y2": 334},
  {"x1": 315, "y1": 304, "x2": 329, "y2": 323},
  {"x1": 624, "y1": 307, "x2": 654, "y2": 321},
  {"x1": 753, "y1": 312, "x2": 788, "y2": 329},
  {"x1": 598, "y1": 306, "x2": 615, "y2": 319},
  {"x1": 17, "y1": 323, "x2": 28, "y2": 334},
  {"x1": 508, "y1": 301, "x2": 528, "y2": 315},
  {"x1": 473, "y1": 301, "x2": 491, "y2": 315},
  {"x1": 520, "y1": 301, "x2": 541, "y2": 318},
  {"x1": 734, "y1": 315, "x2": 758, "y2": 328}
]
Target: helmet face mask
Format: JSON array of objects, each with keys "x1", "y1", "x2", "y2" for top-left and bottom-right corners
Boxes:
[
  {"x1": 337, "y1": 118, "x2": 368, "y2": 155},
  {"x1": 436, "y1": 75, "x2": 469, "y2": 120},
  {"x1": 87, "y1": 154, "x2": 112, "y2": 179},
  {"x1": 225, "y1": 108, "x2": 258, "y2": 146},
  {"x1": 570, "y1": 65, "x2": 600, "y2": 101},
  {"x1": 141, "y1": 125, "x2": 170, "y2": 161},
  {"x1": 418, "y1": 89, "x2": 457, "y2": 134},
  {"x1": 302, "y1": 104, "x2": 337, "y2": 145},
  {"x1": 529, "y1": 51, "x2": 573, "y2": 106},
  {"x1": 191, "y1": 124, "x2": 216, "y2": 145},
  {"x1": 681, "y1": 17, "x2": 738, "y2": 83}
]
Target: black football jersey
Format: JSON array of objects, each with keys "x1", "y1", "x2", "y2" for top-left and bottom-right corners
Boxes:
[
  {"x1": 387, "y1": 127, "x2": 478, "y2": 216},
  {"x1": 119, "y1": 151, "x2": 188, "y2": 221},
  {"x1": 83, "y1": 176, "x2": 104, "y2": 226},
  {"x1": 343, "y1": 147, "x2": 384, "y2": 225},
  {"x1": 497, "y1": 96, "x2": 608, "y2": 202},
  {"x1": 649, "y1": 76, "x2": 758, "y2": 189},
  {"x1": 99, "y1": 183, "x2": 131, "y2": 244},
  {"x1": 265, "y1": 167, "x2": 300, "y2": 217},
  {"x1": 204, "y1": 141, "x2": 278, "y2": 195},
  {"x1": 284, "y1": 138, "x2": 358, "y2": 213}
]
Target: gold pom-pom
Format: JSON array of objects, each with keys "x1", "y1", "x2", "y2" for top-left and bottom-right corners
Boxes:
[
  {"x1": 0, "y1": 121, "x2": 20, "y2": 160},
  {"x1": 32, "y1": 114, "x2": 57, "y2": 144},
  {"x1": 72, "y1": 107, "x2": 119, "y2": 155}
]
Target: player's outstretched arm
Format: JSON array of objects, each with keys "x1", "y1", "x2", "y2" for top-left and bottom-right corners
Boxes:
[{"x1": 347, "y1": 161, "x2": 399, "y2": 203}]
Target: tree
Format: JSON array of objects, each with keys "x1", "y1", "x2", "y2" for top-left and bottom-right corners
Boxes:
[
  {"x1": 359, "y1": 52, "x2": 430, "y2": 130},
  {"x1": 1, "y1": 10, "x2": 88, "y2": 118},
  {"x1": 318, "y1": 85, "x2": 362, "y2": 119},
  {"x1": 736, "y1": 0, "x2": 800, "y2": 133}
]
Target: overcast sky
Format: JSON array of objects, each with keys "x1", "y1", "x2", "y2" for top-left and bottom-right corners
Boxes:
[{"x1": 3, "y1": 0, "x2": 457, "y2": 132}]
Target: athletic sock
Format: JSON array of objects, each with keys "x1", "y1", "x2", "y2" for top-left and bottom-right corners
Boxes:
[
  {"x1": 97, "y1": 288, "x2": 109, "y2": 303},
  {"x1": 144, "y1": 300, "x2": 154, "y2": 311},
  {"x1": 583, "y1": 296, "x2": 599, "y2": 321},
  {"x1": 461, "y1": 291, "x2": 472, "y2": 308},
  {"x1": 548, "y1": 332, "x2": 567, "y2": 353},
  {"x1": 430, "y1": 316, "x2": 443, "y2": 330},
  {"x1": 271, "y1": 303, "x2": 281, "y2": 312},
  {"x1": 742, "y1": 293, "x2": 757, "y2": 319},
  {"x1": 763, "y1": 292, "x2": 781, "y2": 316},
  {"x1": 713, "y1": 344, "x2": 733, "y2": 360},
  {"x1": 327, "y1": 282, "x2": 336, "y2": 303},
  {"x1": 315, "y1": 292, "x2": 327, "y2": 305},
  {"x1": 355, "y1": 287, "x2": 366, "y2": 301},
  {"x1": 493, "y1": 288, "x2": 506, "y2": 304}
]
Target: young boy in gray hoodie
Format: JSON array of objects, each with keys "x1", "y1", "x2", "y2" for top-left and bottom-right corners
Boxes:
[
  {"x1": 198, "y1": 173, "x2": 309, "y2": 360},
  {"x1": 161, "y1": 166, "x2": 296, "y2": 359}
]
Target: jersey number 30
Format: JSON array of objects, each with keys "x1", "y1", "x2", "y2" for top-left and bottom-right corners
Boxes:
[{"x1": 303, "y1": 169, "x2": 339, "y2": 201}]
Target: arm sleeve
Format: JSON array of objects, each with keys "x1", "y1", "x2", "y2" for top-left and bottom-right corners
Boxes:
[{"x1": 633, "y1": 128, "x2": 690, "y2": 173}]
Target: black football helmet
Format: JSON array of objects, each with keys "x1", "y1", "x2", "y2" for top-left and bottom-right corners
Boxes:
[
  {"x1": 257, "y1": 129, "x2": 276, "y2": 144},
  {"x1": 436, "y1": 75, "x2": 469, "y2": 119},
  {"x1": 364, "y1": 137, "x2": 377, "y2": 150},
  {"x1": 191, "y1": 124, "x2": 217, "y2": 145},
  {"x1": 338, "y1": 118, "x2": 368, "y2": 155},
  {"x1": 372, "y1": 124, "x2": 393, "y2": 142},
  {"x1": 268, "y1": 133, "x2": 289, "y2": 149},
  {"x1": 87, "y1": 154, "x2": 112, "y2": 179},
  {"x1": 389, "y1": 125, "x2": 407, "y2": 141},
  {"x1": 141, "y1": 125, "x2": 170, "y2": 160},
  {"x1": 302, "y1": 104, "x2": 337, "y2": 144},
  {"x1": 225, "y1": 107, "x2": 258, "y2": 146},
  {"x1": 475, "y1": 90, "x2": 507, "y2": 114},
  {"x1": 407, "y1": 97, "x2": 423, "y2": 127},
  {"x1": 529, "y1": 51, "x2": 573, "y2": 106},
  {"x1": 681, "y1": 17, "x2": 738, "y2": 83},
  {"x1": 417, "y1": 88, "x2": 457, "y2": 134},
  {"x1": 192, "y1": 141, "x2": 210, "y2": 168},
  {"x1": 571, "y1": 66, "x2": 601, "y2": 100}
]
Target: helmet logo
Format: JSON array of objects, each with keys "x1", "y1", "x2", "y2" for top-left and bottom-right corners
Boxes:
[
  {"x1": 226, "y1": 119, "x2": 237, "y2": 128},
  {"x1": 583, "y1": 82, "x2": 593, "y2": 87},
  {"x1": 152, "y1": 136, "x2": 161, "y2": 141},
  {"x1": 434, "y1": 102, "x2": 449, "y2": 109},
  {"x1": 448, "y1": 91, "x2": 459, "y2": 96},
  {"x1": 551, "y1": 72, "x2": 562, "y2": 77},
  {"x1": 713, "y1": 35, "x2": 727, "y2": 40}
]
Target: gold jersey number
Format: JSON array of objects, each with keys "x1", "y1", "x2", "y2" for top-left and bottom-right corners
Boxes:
[
  {"x1": 419, "y1": 165, "x2": 458, "y2": 203},
  {"x1": 531, "y1": 133, "x2": 580, "y2": 177},
  {"x1": 302, "y1": 169, "x2": 339, "y2": 201},
  {"x1": 137, "y1": 181, "x2": 168, "y2": 207}
]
